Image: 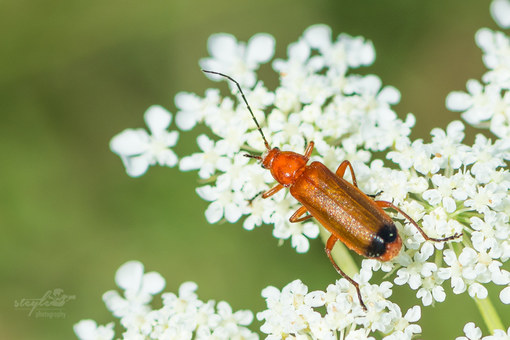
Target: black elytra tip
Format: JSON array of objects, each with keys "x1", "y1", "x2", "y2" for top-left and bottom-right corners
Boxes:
[
  {"x1": 377, "y1": 223, "x2": 398, "y2": 243},
  {"x1": 365, "y1": 223, "x2": 398, "y2": 258}
]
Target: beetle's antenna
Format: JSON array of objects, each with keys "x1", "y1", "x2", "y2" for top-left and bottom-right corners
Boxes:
[{"x1": 202, "y1": 70, "x2": 271, "y2": 151}]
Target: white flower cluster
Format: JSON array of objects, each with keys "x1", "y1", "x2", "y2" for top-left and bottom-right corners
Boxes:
[
  {"x1": 177, "y1": 24, "x2": 414, "y2": 253},
  {"x1": 74, "y1": 261, "x2": 257, "y2": 340},
  {"x1": 447, "y1": 0, "x2": 510, "y2": 139},
  {"x1": 104, "y1": 1, "x2": 510, "y2": 337},
  {"x1": 257, "y1": 263, "x2": 421, "y2": 340},
  {"x1": 367, "y1": 117, "x2": 510, "y2": 306}
]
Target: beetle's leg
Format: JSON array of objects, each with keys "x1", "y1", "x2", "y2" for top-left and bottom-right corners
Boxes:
[
  {"x1": 367, "y1": 191, "x2": 383, "y2": 199},
  {"x1": 289, "y1": 206, "x2": 313, "y2": 223},
  {"x1": 304, "y1": 141, "x2": 315, "y2": 159},
  {"x1": 326, "y1": 235, "x2": 367, "y2": 311},
  {"x1": 376, "y1": 200, "x2": 463, "y2": 242},
  {"x1": 335, "y1": 160, "x2": 358, "y2": 188},
  {"x1": 262, "y1": 184, "x2": 284, "y2": 199}
]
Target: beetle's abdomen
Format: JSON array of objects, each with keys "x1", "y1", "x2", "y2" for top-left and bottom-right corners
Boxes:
[{"x1": 290, "y1": 162, "x2": 402, "y2": 261}]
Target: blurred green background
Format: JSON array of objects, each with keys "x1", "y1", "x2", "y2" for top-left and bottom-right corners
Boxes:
[{"x1": 1, "y1": 0, "x2": 508, "y2": 338}]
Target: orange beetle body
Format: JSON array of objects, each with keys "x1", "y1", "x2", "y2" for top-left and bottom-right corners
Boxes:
[
  {"x1": 263, "y1": 147, "x2": 402, "y2": 262},
  {"x1": 291, "y1": 161, "x2": 402, "y2": 261},
  {"x1": 203, "y1": 70, "x2": 461, "y2": 311}
]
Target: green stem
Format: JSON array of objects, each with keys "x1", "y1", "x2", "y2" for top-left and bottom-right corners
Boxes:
[
  {"x1": 319, "y1": 227, "x2": 359, "y2": 277},
  {"x1": 474, "y1": 296, "x2": 504, "y2": 334}
]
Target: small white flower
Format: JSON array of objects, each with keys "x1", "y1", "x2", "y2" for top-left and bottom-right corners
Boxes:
[
  {"x1": 446, "y1": 79, "x2": 496, "y2": 117},
  {"x1": 242, "y1": 194, "x2": 271, "y2": 231},
  {"x1": 200, "y1": 32, "x2": 275, "y2": 88},
  {"x1": 257, "y1": 280, "x2": 311, "y2": 336},
  {"x1": 196, "y1": 181, "x2": 246, "y2": 224},
  {"x1": 217, "y1": 301, "x2": 253, "y2": 326},
  {"x1": 465, "y1": 182, "x2": 506, "y2": 213},
  {"x1": 273, "y1": 38, "x2": 312, "y2": 79},
  {"x1": 110, "y1": 106, "x2": 179, "y2": 177},
  {"x1": 416, "y1": 275, "x2": 447, "y2": 306},
  {"x1": 446, "y1": 78, "x2": 510, "y2": 139},
  {"x1": 476, "y1": 27, "x2": 510, "y2": 89},
  {"x1": 423, "y1": 173, "x2": 469, "y2": 213},
  {"x1": 466, "y1": 134, "x2": 507, "y2": 183},
  {"x1": 471, "y1": 210, "x2": 510, "y2": 259},
  {"x1": 303, "y1": 24, "x2": 375, "y2": 70},
  {"x1": 179, "y1": 134, "x2": 229, "y2": 179},
  {"x1": 457, "y1": 322, "x2": 483, "y2": 340},
  {"x1": 383, "y1": 306, "x2": 422, "y2": 340},
  {"x1": 175, "y1": 89, "x2": 221, "y2": 131},
  {"x1": 439, "y1": 247, "x2": 499, "y2": 299},
  {"x1": 74, "y1": 320, "x2": 115, "y2": 340},
  {"x1": 103, "y1": 261, "x2": 165, "y2": 318},
  {"x1": 429, "y1": 120, "x2": 468, "y2": 169},
  {"x1": 417, "y1": 207, "x2": 463, "y2": 245},
  {"x1": 393, "y1": 244, "x2": 448, "y2": 306}
]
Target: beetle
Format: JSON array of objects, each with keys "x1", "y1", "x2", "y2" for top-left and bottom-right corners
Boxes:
[{"x1": 203, "y1": 70, "x2": 462, "y2": 310}]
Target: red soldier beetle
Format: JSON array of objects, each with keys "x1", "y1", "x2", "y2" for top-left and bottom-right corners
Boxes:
[{"x1": 202, "y1": 70, "x2": 462, "y2": 311}]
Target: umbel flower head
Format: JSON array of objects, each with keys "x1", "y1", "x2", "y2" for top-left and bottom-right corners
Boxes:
[
  {"x1": 256, "y1": 264, "x2": 422, "y2": 340},
  {"x1": 100, "y1": 1, "x2": 510, "y2": 338},
  {"x1": 74, "y1": 261, "x2": 257, "y2": 340}
]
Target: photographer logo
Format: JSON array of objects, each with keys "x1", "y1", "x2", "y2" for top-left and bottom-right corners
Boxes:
[{"x1": 14, "y1": 288, "x2": 76, "y2": 318}]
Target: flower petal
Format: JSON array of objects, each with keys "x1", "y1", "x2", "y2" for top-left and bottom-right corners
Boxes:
[
  {"x1": 156, "y1": 149, "x2": 178, "y2": 167},
  {"x1": 115, "y1": 261, "x2": 144, "y2": 291},
  {"x1": 291, "y1": 234, "x2": 310, "y2": 253},
  {"x1": 404, "y1": 305, "x2": 421, "y2": 323},
  {"x1": 246, "y1": 33, "x2": 275, "y2": 64},
  {"x1": 110, "y1": 129, "x2": 149, "y2": 156},
  {"x1": 102, "y1": 290, "x2": 128, "y2": 317},
  {"x1": 144, "y1": 105, "x2": 172, "y2": 136},
  {"x1": 500, "y1": 286, "x2": 510, "y2": 304},
  {"x1": 123, "y1": 154, "x2": 150, "y2": 177},
  {"x1": 303, "y1": 24, "x2": 332, "y2": 50},
  {"x1": 288, "y1": 39, "x2": 311, "y2": 62},
  {"x1": 446, "y1": 91, "x2": 472, "y2": 111},
  {"x1": 205, "y1": 201, "x2": 224, "y2": 223},
  {"x1": 141, "y1": 271, "x2": 166, "y2": 295},
  {"x1": 207, "y1": 33, "x2": 238, "y2": 62},
  {"x1": 378, "y1": 86, "x2": 401, "y2": 105},
  {"x1": 74, "y1": 320, "x2": 99, "y2": 339},
  {"x1": 491, "y1": 0, "x2": 510, "y2": 28}
]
